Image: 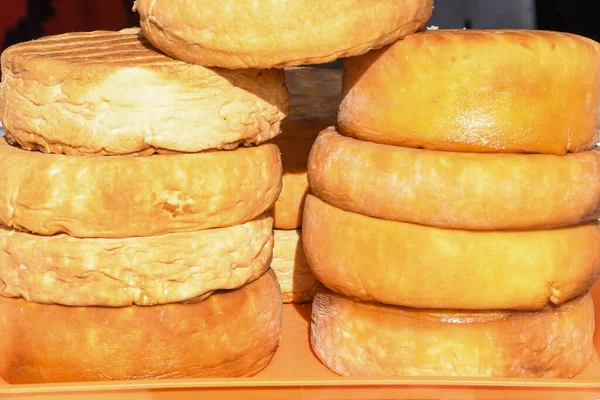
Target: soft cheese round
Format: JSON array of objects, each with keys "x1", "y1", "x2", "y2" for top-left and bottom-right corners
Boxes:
[
  {"x1": 0, "y1": 213, "x2": 273, "y2": 307},
  {"x1": 312, "y1": 292, "x2": 594, "y2": 378},
  {"x1": 0, "y1": 270, "x2": 282, "y2": 384},
  {"x1": 135, "y1": 0, "x2": 433, "y2": 68},
  {"x1": 0, "y1": 29, "x2": 288, "y2": 155},
  {"x1": 339, "y1": 30, "x2": 600, "y2": 155},
  {"x1": 308, "y1": 128, "x2": 600, "y2": 230},
  {"x1": 0, "y1": 139, "x2": 282, "y2": 238},
  {"x1": 303, "y1": 195, "x2": 600, "y2": 310}
]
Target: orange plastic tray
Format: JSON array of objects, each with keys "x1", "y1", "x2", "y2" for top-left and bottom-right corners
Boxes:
[{"x1": 2, "y1": 284, "x2": 600, "y2": 399}]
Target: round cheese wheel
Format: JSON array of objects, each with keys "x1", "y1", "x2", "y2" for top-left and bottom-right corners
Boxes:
[
  {"x1": 273, "y1": 68, "x2": 341, "y2": 229},
  {"x1": 134, "y1": 0, "x2": 433, "y2": 69},
  {"x1": 0, "y1": 213, "x2": 273, "y2": 307},
  {"x1": 0, "y1": 269, "x2": 282, "y2": 384},
  {"x1": 311, "y1": 291, "x2": 594, "y2": 378},
  {"x1": 308, "y1": 128, "x2": 600, "y2": 230},
  {"x1": 302, "y1": 195, "x2": 600, "y2": 310},
  {"x1": 0, "y1": 139, "x2": 282, "y2": 238},
  {"x1": 0, "y1": 29, "x2": 288, "y2": 155},
  {"x1": 339, "y1": 30, "x2": 600, "y2": 155},
  {"x1": 271, "y1": 229, "x2": 323, "y2": 303}
]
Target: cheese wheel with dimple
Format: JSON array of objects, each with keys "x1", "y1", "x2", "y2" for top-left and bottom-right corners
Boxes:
[
  {"x1": 0, "y1": 270, "x2": 282, "y2": 384},
  {"x1": 339, "y1": 30, "x2": 600, "y2": 155},
  {"x1": 0, "y1": 139, "x2": 282, "y2": 238},
  {"x1": 308, "y1": 128, "x2": 600, "y2": 230},
  {"x1": 271, "y1": 229, "x2": 323, "y2": 303},
  {"x1": 302, "y1": 195, "x2": 600, "y2": 310},
  {"x1": 0, "y1": 213, "x2": 273, "y2": 307},
  {"x1": 134, "y1": 0, "x2": 433, "y2": 69},
  {"x1": 0, "y1": 29, "x2": 288, "y2": 155},
  {"x1": 311, "y1": 292, "x2": 594, "y2": 378}
]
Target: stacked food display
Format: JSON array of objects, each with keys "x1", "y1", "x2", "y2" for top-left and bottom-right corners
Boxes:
[{"x1": 306, "y1": 30, "x2": 600, "y2": 377}]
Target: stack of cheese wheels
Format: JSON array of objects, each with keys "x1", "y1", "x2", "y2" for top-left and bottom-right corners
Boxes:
[
  {"x1": 132, "y1": 0, "x2": 433, "y2": 304},
  {"x1": 270, "y1": 67, "x2": 342, "y2": 303},
  {"x1": 305, "y1": 30, "x2": 600, "y2": 378},
  {"x1": 0, "y1": 28, "x2": 288, "y2": 383}
]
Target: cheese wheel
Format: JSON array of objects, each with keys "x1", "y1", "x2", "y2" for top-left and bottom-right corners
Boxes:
[
  {"x1": 339, "y1": 30, "x2": 600, "y2": 155},
  {"x1": 0, "y1": 270, "x2": 282, "y2": 384},
  {"x1": 272, "y1": 121, "x2": 324, "y2": 229},
  {"x1": 0, "y1": 139, "x2": 282, "y2": 238},
  {"x1": 302, "y1": 195, "x2": 600, "y2": 310},
  {"x1": 0, "y1": 29, "x2": 288, "y2": 155},
  {"x1": 311, "y1": 292, "x2": 594, "y2": 378},
  {"x1": 0, "y1": 213, "x2": 273, "y2": 307},
  {"x1": 271, "y1": 229, "x2": 323, "y2": 303},
  {"x1": 273, "y1": 68, "x2": 341, "y2": 229},
  {"x1": 134, "y1": 0, "x2": 433, "y2": 69},
  {"x1": 308, "y1": 128, "x2": 600, "y2": 230}
]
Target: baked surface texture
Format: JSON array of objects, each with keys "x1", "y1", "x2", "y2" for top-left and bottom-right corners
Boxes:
[
  {"x1": 0, "y1": 213, "x2": 273, "y2": 307},
  {"x1": 134, "y1": 0, "x2": 433, "y2": 68},
  {"x1": 308, "y1": 128, "x2": 600, "y2": 230},
  {"x1": 311, "y1": 292, "x2": 594, "y2": 377},
  {"x1": 339, "y1": 30, "x2": 600, "y2": 155},
  {"x1": 0, "y1": 139, "x2": 282, "y2": 238},
  {"x1": 0, "y1": 269, "x2": 283, "y2": 384},
  {"x1": 0, "y1": 29, "x2": 288, "y2": 155},
  {"x1": 302, "y1": 195, "x2": 600, "y2": 310},
  {"x1": 271, "y1": 229, "x2": 323, "y2": 303}
]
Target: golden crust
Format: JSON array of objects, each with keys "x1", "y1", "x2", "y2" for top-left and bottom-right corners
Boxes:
[
  {"x1": 339, "y1": 30, "x2": 600, "y2": 155},
  {"x1": 0, "y1": 213, "x2": 273, "y2": 307},
  {"x1": 0, "y1": 29, "x2": 288, "y2": 155},
  {"x1": 311, "y1": 292, "x2": 594, "y2": 378},
  {"x1": 271, "y1": 229, "x2": 323, "y2": 303},
  {"x1": 302, "y1": 195, "x2": 600, "y2": 310},
  {"x1": 135, "y1": 0, "x2": 433, "y2": 68},
  {"x1": 308, "y1": 128, "x2": 600, "y2": 230},
  {"x1": 272, "y1": 68, "x2": 341, "y2": 229},
  {"x1": 0, "y1": 270, "x2": 282, "y2": 384},
  {"x1": 0, "y1": 139, "x2": 282, "y2": 238}
]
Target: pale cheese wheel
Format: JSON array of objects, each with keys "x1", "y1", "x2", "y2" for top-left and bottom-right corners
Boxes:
[
  {"x1": 0, "y1": 139, "x2": 282, "y2": 238},
  {"x1": 311, "y1": 291, "x2": 594, "y2": 378},
  {"x1": 271, "y1": 229, "x2": 323, "y2": 303},
  {"x1": 0, "y1": 213, "x2": 273, "y2": 307},
  {"x1": 134, "y1": 0, "x2": 433, "y2": 69},
  {"x1": 302, "y1": 195, "x2": 600, "y2": 310},
  {"x1": 0, "y1": 29, "x2": 288, "y2": 155}
]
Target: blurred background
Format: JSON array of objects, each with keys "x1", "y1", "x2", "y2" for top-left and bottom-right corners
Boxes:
[{"x1": 0, "y1": 0, "x2": 599, "y2": 58}]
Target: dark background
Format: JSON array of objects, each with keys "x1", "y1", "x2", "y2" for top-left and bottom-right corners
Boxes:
[{"x1": 1, "y1": 0, "x2": 599, "y2": 59}]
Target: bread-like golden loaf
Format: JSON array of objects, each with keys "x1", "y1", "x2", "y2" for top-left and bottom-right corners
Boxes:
[
  {"x1": 0, "y1": 139, "x2": 282, "y2": 238},
  {"x1": 0, "y1": 29, "x2": 288, "y2": 155},
  {"x1": 339, "y1": 30, "x2": 600, "y2": 155},
  {"x1": 303, "y1": 195, "x2": 600, "y2": 310},
  {"x1": 271, "y1": 229, "x2": 323, "y2": 303},
  {"x1": 308, "y1": 128, "x2": 600, "y2": 230},
  {"x1": 311, "y1": 292, "x2": 594, "y2": 378},
  {"x1": 0, "y1": 213, "x2": 273, "y2": 307},
  {"x1": 0, "y1": 269, "x2": 282, "y2": 384},
  {"x1": 134, "y1": 0, "x2": 433, "y2": 69}
]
